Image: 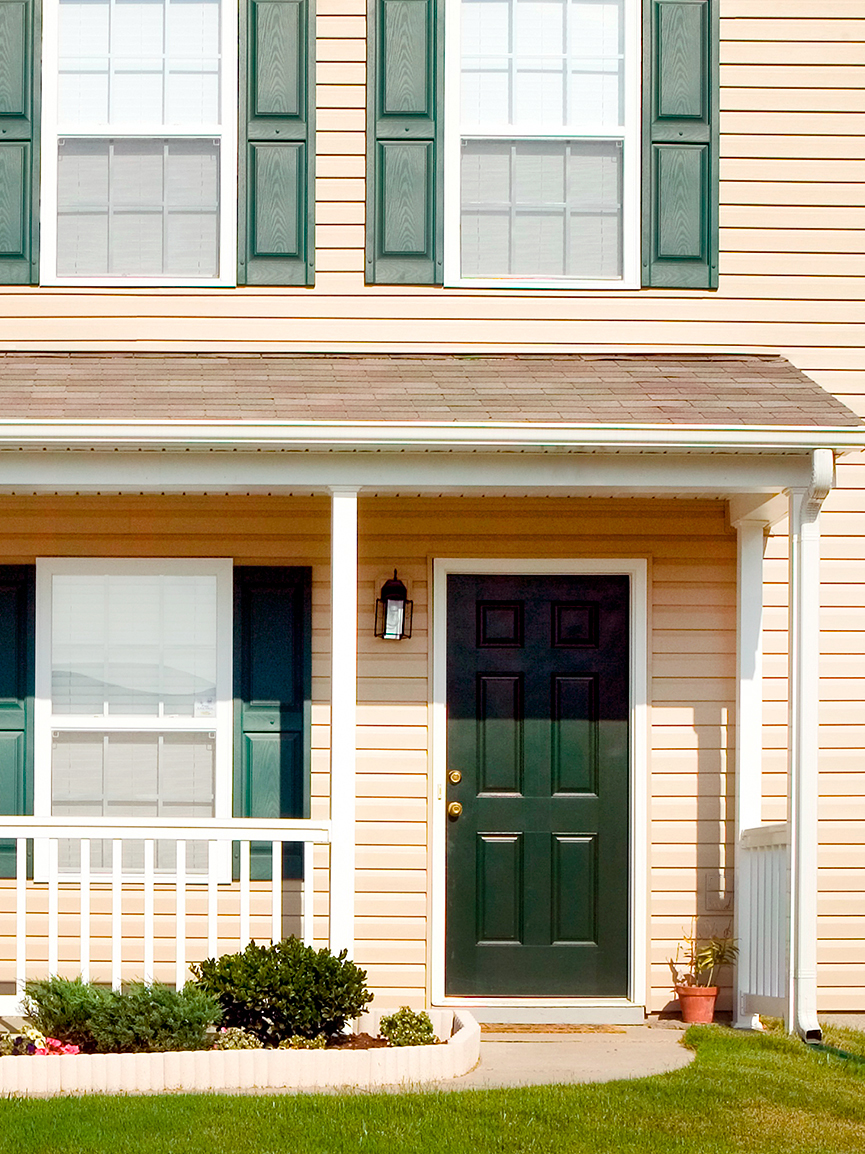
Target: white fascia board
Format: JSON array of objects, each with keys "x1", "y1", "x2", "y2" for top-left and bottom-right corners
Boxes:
[
  {"x1": 0, "y1": 447, "x2": 821, "y2": 495},
  {"x1": 0, "y1": 420, "x2": 861, "y2": 453}
]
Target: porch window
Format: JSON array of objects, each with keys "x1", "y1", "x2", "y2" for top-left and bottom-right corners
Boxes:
[{"x1": 34, "y1": 559, "x2": 233, "y2": 874}]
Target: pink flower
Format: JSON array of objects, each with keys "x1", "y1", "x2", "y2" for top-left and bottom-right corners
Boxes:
[
  {"x1": 62, "y1": 1044, "x2": 80, "y2": 1054},
  {"x1": 34, "y1": 1047, "x2": 48, "y2": 1055}
]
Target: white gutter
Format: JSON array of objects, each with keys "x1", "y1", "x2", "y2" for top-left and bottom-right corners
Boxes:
[{"x1": 0, "y1": 420, "x2": 860, "y2": 452}]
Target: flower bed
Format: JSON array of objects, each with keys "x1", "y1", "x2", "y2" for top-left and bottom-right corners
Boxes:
[{"x1": 0, "y1": 1010, "x2": 480, "y2": 1097}]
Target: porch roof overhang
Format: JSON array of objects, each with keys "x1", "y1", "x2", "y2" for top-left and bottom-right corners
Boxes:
[{"x1": 0, "y1": 352, "x2": 860, "y2": 502}]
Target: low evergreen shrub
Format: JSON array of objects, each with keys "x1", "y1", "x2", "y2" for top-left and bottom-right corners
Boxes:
[
  {"x1": 23, "y1": 977, "x2": 109, "y2": 1052},
  {"x1": 379, "y1": 1007, "x2": 439, "y2": 1047},
  {"x1": 23, "y1": 977, "x2": 221, "y2": 1054},
  {"x1": 88, "y1": 983, "x2": 221, "y2": 1053},
  {"x1": 191, "y1": 936, "x2": 371, "y2": 1046}
]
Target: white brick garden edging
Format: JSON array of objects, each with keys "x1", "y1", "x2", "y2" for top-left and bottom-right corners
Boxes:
[{"x1": 0, "y1": 1010, "x2": 480, "y2": 1097}]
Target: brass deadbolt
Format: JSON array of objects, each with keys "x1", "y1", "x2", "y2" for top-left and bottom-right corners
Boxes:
[
  {"x1": 448, "y1": 770, "x2": 462, "y2": 785},
  {"x1": 447, "y1": 801, "x2": 463, "y2": 819}
]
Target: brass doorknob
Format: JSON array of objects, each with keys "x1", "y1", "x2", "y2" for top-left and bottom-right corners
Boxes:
[
  {"x1": 447, "y1": 802, "x2": 463, "y2": 819},
  {"x1": 448, "y1": 770, "x2": 462, "y2": 785}
]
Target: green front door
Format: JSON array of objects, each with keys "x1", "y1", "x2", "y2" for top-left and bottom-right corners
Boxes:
[{"x1": 445, "y1": 574, "x2": 630, "y2": 997}]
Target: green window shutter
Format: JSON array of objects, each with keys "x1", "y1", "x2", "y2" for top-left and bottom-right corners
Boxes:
[
  {"x1": 0, "y1": 0, "x2": 39, "y2": 285},
  {"x1": 0, "y1": 566, "x2": 34, "y2": 878},
  {"x1": 234, "y1": 567, "x2": 311, "y2": 882},
  {"x1": 238, "y1": 0, "x2": 314, "y2": 285},
  {"x1": 642, "y1": 0, "x2": 718, "y2": 288},
  {"x1": 366, "y1": 0, "x2": 443, "y2": 284}
]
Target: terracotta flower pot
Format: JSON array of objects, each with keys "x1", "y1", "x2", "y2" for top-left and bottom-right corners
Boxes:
[{"x1": 675, "y1": 985, "x2": 718, "y2": 1024}]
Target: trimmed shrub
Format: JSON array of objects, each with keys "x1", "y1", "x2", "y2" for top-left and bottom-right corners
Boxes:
[
  {"x1": 88, "y1": 983, "x2": 221, "y2": 1053},
  {"x1": 23, "y1": 977, "x2": 221, "y2": 1054},
  {"x1": 191, "y1": 937, "x2": 371, "y2": 1046},
  {"x1": 379, "y1": 1007, "x2": 439, "y2": 1047},
  {"x1": 23, "y1": 977, "x2": 110, "y2": 1052}
]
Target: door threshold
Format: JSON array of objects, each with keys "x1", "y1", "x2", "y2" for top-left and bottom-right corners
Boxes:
[{"x1": 432, "y1": 1003, "x2": 646, "y2": 1025}]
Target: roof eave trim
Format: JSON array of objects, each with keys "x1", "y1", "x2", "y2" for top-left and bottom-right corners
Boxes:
[{"x1": 0, "y1": 420, "x2": 861, "y2": 452}]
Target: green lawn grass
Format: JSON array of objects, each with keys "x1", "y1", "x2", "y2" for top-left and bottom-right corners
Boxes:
[{"x1": 1, "y1": 1025, "x2": 864, "y2": 1154}]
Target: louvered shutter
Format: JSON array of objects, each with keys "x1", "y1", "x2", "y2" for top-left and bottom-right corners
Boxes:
[
  {"x1": 366, "y1": 0, "x2": 443, "y2": 284},
  {"x1": 238, "y1": 0, "x2": 315, "y2": 285},
  {"x1": 0, "y1": 0, "x2": 38, "y2": 285},
  {"x1": 0, "y1": 567, "x2": 34, "y2": 878},
  {"x1": 642, "y1": 0, "x2": 718, "y2": 288},
  {"x1": 234, "y1": 567, "x2": 311, "y2": 882}
]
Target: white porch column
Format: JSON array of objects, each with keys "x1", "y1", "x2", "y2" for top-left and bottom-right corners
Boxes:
[
  {"x1": 786, "y1": 449, "x2": 833, "y2": 1040},
  {"x1": 732, "y1": 517, "x2": 766, "y2": 1030},
  {"x1": 329, "y1": 487, "x2": 358, "y2": 956}
]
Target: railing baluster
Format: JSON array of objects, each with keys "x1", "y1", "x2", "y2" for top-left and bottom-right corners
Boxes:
[
  {"x1": 48, "y1": 839, "x2": 59, "y2": 978},
  {"x1": 16, "y1": 838, "x2": 27, "y2": 1002},
  {"x1": 302, "y1": 841, "x2": 313, "y2": 946},
  {"x1": 271, "y1": 840, "x2": 281, "y2": 945},
  {"x1": 112, "y1": 839, "x2": 122, "y2": 991},
  {"x1": 80, "y1": 839, "x2": 91, "y2": 983},
  {"x1": 175, "y1": 840, "x2": 187, "y2": 991},
  {"x1": 207, "y1": 840, "x2": 218, "y2": 961},
  {"x1": 143, "y1": 839, "x2": 155, "y2": 985},
  {"x1": 240, "y1": 840, "x2": 251, "y2": 948}
]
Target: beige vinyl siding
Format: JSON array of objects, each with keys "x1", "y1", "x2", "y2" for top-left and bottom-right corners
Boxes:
[{"x1": 0, "y1": 495, "x2": 737, "y2": 1010}]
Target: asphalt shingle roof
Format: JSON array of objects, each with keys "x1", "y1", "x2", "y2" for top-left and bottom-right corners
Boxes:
[{"x1": 0, "y1": 352, "x2": 859, "y2": 427}]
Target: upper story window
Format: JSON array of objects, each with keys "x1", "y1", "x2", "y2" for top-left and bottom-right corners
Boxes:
[
  {"x1": 444, "y1": 0, "x2": 640, "y2": 287},
  {"x1": 40, "y1": 0, "x2": 237, "y2": 285}
]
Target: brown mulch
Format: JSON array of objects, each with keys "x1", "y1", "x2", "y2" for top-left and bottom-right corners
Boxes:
[{"x1": 326, "y1": 1032, "x2": 389, "y2": 1050}]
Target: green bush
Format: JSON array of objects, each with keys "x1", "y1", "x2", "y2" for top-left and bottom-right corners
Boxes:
[
  {"x1": 23, "y1": 977, "x2": 110, "y2": 1052},
  {"x1": 88, "y1": 983, "x2": 221, "y2": 1053},
  {"x1": 379, "y1": 1007, "x2": 439, "y2": 1047},
  {"x1": 277, "y1": 1034, "x2": 326, "y2": 1050},
  {"x1": 23, "y1": 977, "x2": 221, "y2": 1054},
  {"x1": 212, "y1": 1026, "x2": 263, "y2": 1050},
  {"x1": 191, "y1": 937, "x2": 371, "y2": 1046}
]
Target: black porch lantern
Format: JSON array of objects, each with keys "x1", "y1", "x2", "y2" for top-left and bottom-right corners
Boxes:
[{"x1": 375, "y1": 570, "x2": 413, "y2": 640}]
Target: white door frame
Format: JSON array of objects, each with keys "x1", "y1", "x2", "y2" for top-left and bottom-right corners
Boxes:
[{"x1": 430, "y1": 558, "x2": 649, "y2": 1015}]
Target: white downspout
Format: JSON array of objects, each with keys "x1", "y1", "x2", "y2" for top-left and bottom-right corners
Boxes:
[
  {"x1": 786, "y1": 448, "x2": 834, "y2": 1041},
  {"x1": 329, "y1": 487, "x2": 359, "y2": 957}
]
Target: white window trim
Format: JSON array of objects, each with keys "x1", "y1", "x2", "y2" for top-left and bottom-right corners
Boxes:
[
  {"x1": 34, "y1": 558, "x2": 234, "y2": 877},
  {"x1": 443, "y1": 0, "x2": 641, "y2": 290},
  {"x1": 39, "y1": 0, "x2": 238, "y2": 287},
  {"x1": 429, "y1": 557, "x2": 648, "y2": 1013}
]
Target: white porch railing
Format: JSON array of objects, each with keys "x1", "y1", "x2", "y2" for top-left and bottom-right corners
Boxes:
[
  {"x1": 737, "y1": 822, "x2": 789, "y2": 1018},
  {"x1": 0, "y1": 817, "x2": 330, "y2": 1015}
]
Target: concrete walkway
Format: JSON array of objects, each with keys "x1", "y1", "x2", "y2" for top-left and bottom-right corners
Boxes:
[{"x1": 440, "y1": 1025, "x2": 693, "y2": 1091}]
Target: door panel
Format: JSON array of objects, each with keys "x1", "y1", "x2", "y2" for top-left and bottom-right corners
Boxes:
[{"x1": 445, "y1": 573, "x2": 629, "y2": 997}]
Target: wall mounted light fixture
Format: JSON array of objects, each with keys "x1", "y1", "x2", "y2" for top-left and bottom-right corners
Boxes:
[{"x1": 375, "y1": 570, "x2": 413, "y2": 640}]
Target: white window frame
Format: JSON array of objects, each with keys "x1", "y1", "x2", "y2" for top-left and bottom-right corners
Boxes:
[
  {"x1": 39, "y1": 0, "x2": 238, "y2": 287},
  {"x1": 34, "y1": 558, "x2": 234, "y2": 877},
  {"x1": 443, "y1": 0, "x2": 641, "y2": 289}
]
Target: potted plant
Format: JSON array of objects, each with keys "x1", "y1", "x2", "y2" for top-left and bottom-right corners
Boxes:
[{"x1": 669, "y1": 922, "x2": 738, "y2": 1024}]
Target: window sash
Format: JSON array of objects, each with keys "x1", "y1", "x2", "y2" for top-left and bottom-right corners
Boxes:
[{"x1": 39, "y1": 0, "x2": 237, "y2": 286}]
